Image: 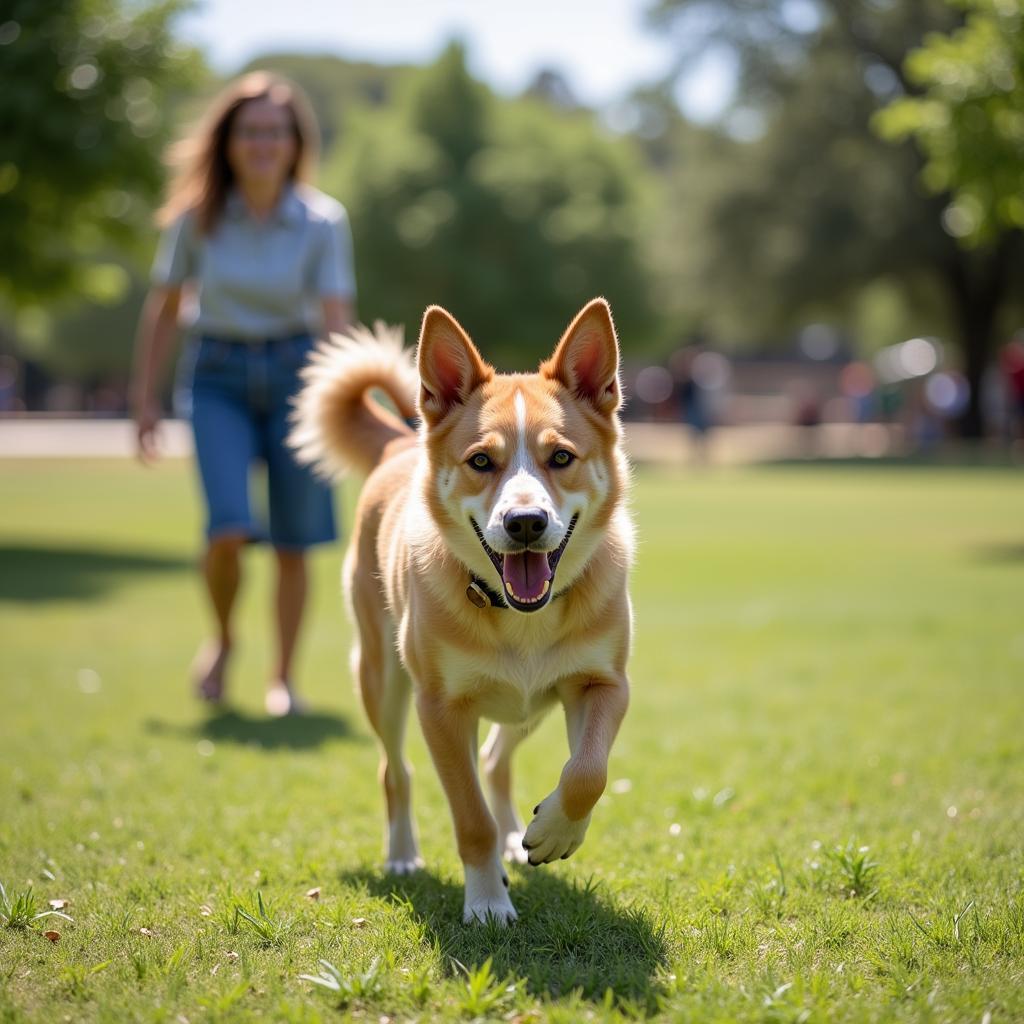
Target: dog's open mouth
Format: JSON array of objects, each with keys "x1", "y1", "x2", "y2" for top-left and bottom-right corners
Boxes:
[{"x1": 470, "y1": 515, "x2": 578, "y2": 612}]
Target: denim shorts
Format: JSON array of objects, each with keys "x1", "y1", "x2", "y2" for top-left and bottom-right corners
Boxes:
[{"x1": 176, "y1": 333, "x2": 337, "y2": 549}]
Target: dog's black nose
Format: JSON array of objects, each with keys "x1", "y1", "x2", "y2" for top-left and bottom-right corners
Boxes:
[{"x1": 503, "y1": 507, "x2": 548, "y2": 542}]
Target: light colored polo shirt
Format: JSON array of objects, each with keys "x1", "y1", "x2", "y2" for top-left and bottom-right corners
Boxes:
[{"x1": 151, "y1": 183, "x2": 356, "y2": 340}]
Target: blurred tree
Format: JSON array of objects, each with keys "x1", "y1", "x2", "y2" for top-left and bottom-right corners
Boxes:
[
  {"x1": 0, "y1": 0, "x2": 201, "y2": 308},
  {"x1": 0, "y1": 0, "x2": 204, "y2": 395},
  {"x1": 876, "y1": 0, "x2": 1024, "y2": 245},
  {"x1": 874, "y1": 0, "x2": 1024, "y2": 437},
  {"x1": 649, "y1": 0, "x2": 1024, "y2": 436},
  {"x1": 322, "y1": 42, "x2": 657, "y2": 367}
]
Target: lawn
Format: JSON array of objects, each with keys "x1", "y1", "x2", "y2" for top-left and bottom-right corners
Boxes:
[{"x1": 1, "y1": 458, "x2": 1022, "y2": 1023}]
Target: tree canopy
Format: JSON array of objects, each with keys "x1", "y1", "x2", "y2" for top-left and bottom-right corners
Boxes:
[
  {"x1": 322, "y1": 43, "x2": 657, "y2": 368},
  {"x1": 875, "y1": 0, "x2": 1024, "y2": 247},
  {"x1": 0, "y1": 0, "x2": 200, "y2": 307},
  {"x1": 648, "y1": 0, "x2": 1024, "y2": 433}
]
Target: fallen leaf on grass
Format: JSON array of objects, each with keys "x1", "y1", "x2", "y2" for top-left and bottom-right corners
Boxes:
[
  {"x1": 305, "y1": 887, "x2": 320, "y2": 901},
  {"x1": 43, "y1": 931, "x2": 60, "y2": 942}
]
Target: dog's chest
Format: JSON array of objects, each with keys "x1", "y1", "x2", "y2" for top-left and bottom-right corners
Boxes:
[{"x1": 437, "y1": 633, "x2": 613, "y2": 724}]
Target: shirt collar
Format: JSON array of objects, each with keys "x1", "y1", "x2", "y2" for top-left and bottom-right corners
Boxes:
[{"x1": 224, "y1": 184, "x2": 303, "y2": 226}]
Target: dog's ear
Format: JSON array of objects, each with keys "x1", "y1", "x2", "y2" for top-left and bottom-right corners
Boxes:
[
  {"x1": 543, "y1": 298, "x2": 621, "y2": 414},
  {"x1": 417, "y1": 306, "x2": 491, "y2": 424}
]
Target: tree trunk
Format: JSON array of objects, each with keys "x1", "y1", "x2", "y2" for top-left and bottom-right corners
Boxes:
[
  {"x1": 944, "y1": 231, "x2": 1018, "y2": 440},
  {"x1": 956, "y1": 299, "x2": 995, "y2": 440}
]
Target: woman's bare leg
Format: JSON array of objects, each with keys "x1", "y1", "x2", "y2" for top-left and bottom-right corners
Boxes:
[
  {"x1": 267, "y1": 548, "x2": 308, "y2": 712},
  {"x1": 193, "y1": 533, "x2": 247, "y2": 700}
]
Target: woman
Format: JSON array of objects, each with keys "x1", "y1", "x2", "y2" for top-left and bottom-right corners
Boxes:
[{"x1": 131, "y1": 72, "x2": 355, "y2": 716}]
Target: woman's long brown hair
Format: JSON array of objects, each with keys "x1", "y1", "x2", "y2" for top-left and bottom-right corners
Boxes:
[{"x1": 157, "y1": 71, "x2": 320, "y2": 234}]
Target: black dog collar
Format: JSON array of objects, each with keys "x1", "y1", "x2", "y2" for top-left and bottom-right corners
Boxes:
[{"x1": 466, "y1": 575, "x2": 508, "y2": 610}]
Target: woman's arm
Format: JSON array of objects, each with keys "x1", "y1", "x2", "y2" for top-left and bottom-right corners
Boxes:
[
  {"x1": 130, "y1": 286, "x2": 182, "y2": 463},
  {"x1": 321, "y1": 296, "x2": 354, "y2": 337}
]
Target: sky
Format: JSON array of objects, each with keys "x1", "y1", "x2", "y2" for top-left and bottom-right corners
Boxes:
[{"x1": 176, "y1": 0, "x2": 733, "y2": 121}]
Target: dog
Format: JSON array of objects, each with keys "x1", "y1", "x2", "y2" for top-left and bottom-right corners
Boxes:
[{"x1": 289, "y1": 298, "x2": 633, "y2": 923}]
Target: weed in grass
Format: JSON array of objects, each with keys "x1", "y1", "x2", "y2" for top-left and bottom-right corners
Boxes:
[
  {"x1": 0, "y1": 881, "x2": 73, "y2": 929},
  {"x1": 826, "y1": 840, "x2": 880, "y2": 898},
  {"x1": 197, "y1": 979, "x2": 250, "y2": 1015},
  {"x1": 453, "y1": 956, "x2": 519, "y2": 1018},
  {"x1": 59, "y1": 961, "x2": 110, "y2": 999},
  {"x1": 161, "y1": 940, "x2": 192, "y2": 979},
  {"x1": 231, "y1": 890, "x2": 289, "y2": 947},
  {"x1": 299, "y1": 955, "x2": 385, "y2": 1005},
  {"x1": 407, "y1": 964, "x2": 434, "y2": 1006}
]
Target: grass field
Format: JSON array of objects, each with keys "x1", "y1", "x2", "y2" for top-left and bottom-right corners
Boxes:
[{"x1": 1, "y1": 458, "x2": 1022, "y2": 1023}]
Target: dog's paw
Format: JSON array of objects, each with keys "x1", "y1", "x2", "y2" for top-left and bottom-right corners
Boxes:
[
  {"x1": 501, "y1": 829, "x2": 530, "y2": 866},
  {"x1": 463, "y1": 860, "x2": 517, "y2": 925},
  {"x1": 522, "y1": 794, "x2": 590, "y2": 865},
  {"x1": 463, "y1": 893, "x2": 518, "y2": 925},
  {"x1": 385, "y1": 856, "x2": 424, "y2": 876}
]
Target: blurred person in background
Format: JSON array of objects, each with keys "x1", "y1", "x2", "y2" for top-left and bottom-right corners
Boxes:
[
  {"x1": 669, "y1": 346, "x2": 713, "y2": 462},
  {"x1": 130, "y1": 72, "x2": 356, "y2": 716},
  {"x1": 1001, "y1": 334, "x2": 1024, "y2": 445}
]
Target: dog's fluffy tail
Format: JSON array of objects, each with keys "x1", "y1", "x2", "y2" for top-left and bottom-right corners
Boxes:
[{"x1": 289, "y1": 321, "x2": 419, "y2": 478}]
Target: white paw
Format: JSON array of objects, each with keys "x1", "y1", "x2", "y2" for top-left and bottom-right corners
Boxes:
[
  {"x1": 463, "y1": 859, "x2": 517, "y2": 925},
  {"x1": 385, "y1": 857, "x2": 424, "y2": 876},
  {"x1": 386, "y1": 820, "x2": 422, "y2": 875},
  {"x1": 501, "y1": 830, "x2": 529, "y2": 866},
  {"x1": 522, "y1": 794, "x2": 590, "y2": 865}
]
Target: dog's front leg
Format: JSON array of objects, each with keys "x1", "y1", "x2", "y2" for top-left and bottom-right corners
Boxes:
[
  {"x1": 523, "y1": 673, "x2": 629, "y2": 865},
  {"x1": 416, "y1": 691, "x2": 517, "y2": 924}
]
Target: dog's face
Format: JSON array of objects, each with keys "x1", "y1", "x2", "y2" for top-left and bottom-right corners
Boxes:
[{"x1": 417, "y1": 299, "x2": 624, "y2": 613}]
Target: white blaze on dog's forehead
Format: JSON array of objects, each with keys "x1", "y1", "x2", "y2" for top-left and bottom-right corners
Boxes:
[
  {"x1": 482, "y1": 387, "x2": 556, "y2": 533},
  {"x1": 513, "y1": 390, "x2": 528, "y2": 470}
]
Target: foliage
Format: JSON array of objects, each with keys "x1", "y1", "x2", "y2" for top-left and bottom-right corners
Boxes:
[
  {"x1": 0, "y1": 0, "x2": 202, "y2": 308},
  {"x1": 324, "y1": 42, "x2": 658, "y2": 366},
  {"x1": 299, "y1": 956, "x2": 385, "y2": 1004},
  {"x1": 874, "y1": 0, "x2": 1024, "y2": 246},
  {"x1": 649, "y1": 0, "x2": 1024, "y2": 435},
  {"x1": 0, "y1": 882, "x2": 73, "y2": 930}
]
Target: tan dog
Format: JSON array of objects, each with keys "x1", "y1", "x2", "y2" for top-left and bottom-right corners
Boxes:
[{"x1": 290, "y1": 298, "x2": 633, "y2": 923}]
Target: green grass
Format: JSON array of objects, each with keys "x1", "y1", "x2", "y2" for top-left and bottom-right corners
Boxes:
[{"x1": 1, "y1": 458, "x2": 1023, "y2": 1022}]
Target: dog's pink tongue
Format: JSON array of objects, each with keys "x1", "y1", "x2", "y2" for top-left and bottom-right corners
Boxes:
[{"x1": 502, "y1": 551, "x2": 552, "y2": 602}]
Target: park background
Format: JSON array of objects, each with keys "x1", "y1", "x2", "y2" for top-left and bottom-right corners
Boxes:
[{"x1": 2, "y1": 1, "x2": 1024, "y2": 1022}]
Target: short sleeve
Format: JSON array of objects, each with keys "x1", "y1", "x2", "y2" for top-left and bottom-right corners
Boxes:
[
  {"x1": 315, "y1": 205, "x2": 357, "y2": 299},
  {"x1": 150, "y1": 213, "x2": 198, "y2": 287}
]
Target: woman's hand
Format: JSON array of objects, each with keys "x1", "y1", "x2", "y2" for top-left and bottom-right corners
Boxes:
[{"x1": 134, "y1": 399, "x2": 162, "y2": 463}]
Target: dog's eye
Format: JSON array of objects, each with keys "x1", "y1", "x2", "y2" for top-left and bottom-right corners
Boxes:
[
  {"x1": 549, "y1": 449, "x2": 575, "y2": 468},
  {"x1": 468, "y1": 453, "x2": 494, "y2": 472}
]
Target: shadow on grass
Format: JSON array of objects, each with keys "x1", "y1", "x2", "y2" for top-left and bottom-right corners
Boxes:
[
  {"x1": 757, "y1": 451, "x2": 1020, "y2": 470},
  {"x1": 972, "y1": 542, "x2": 1024, "y2": 564},
  {"x1": 146, "y1": 708, "x2": 365, "y2": 751},
  {"x1": 0, "y1": 542, "x2": 192, "y2": 603},
  {"x1": 340, "y1": 865, "x2": 668, "y2": 1010}
]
